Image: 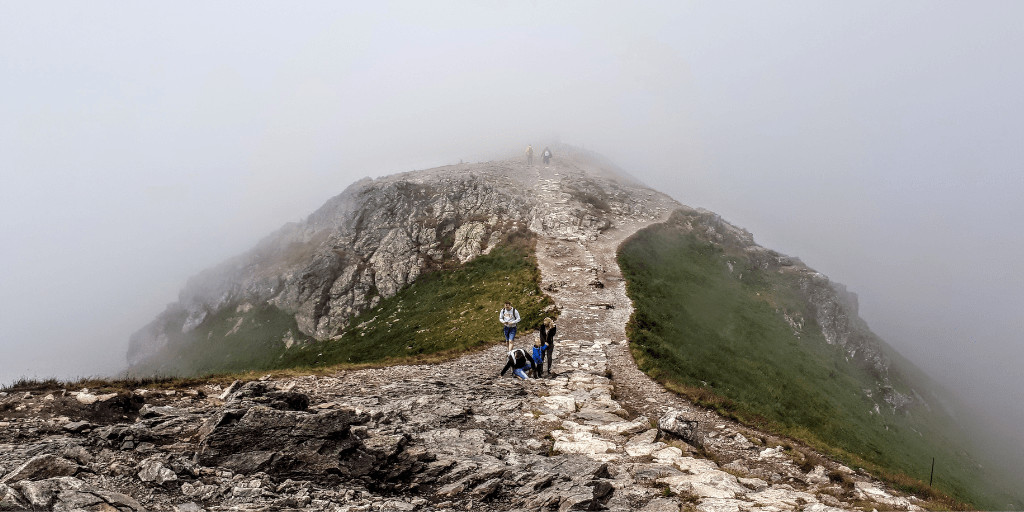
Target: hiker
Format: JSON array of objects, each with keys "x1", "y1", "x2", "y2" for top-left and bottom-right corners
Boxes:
[
  {"x1": 500, "y1": 346, "x2": 536, "y2": 380},
  {"x1": 531, "y1": 334, "x2": 547, "y2": 379},
  {"x1": 525, "y1": 145, "x2": 534, "y2": 165},
  {"x1": 542, "y1": 147, "x2": 553, "y2": 165},
  {"x1": 539, "y1": 317, "x2": 557, "y2": 375},
  {"x1": 499, "y1": 301, "x2": 520, "y2": 347}
]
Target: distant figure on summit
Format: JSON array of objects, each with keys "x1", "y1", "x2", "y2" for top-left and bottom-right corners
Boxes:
[
  {"x1": 542, "y1": 147, "x2": 553, "y2": 165},
  {"x1": 525, "y1": 145, "x2": 534, "y2": 166}
]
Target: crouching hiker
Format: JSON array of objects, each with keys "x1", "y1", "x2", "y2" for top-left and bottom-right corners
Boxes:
[
  {"x1": 531, "y1": 335, "x2": 548, "y2": 379},
  {"x1": 501, "y1": 347, "x2": 536, "y2": 380}
]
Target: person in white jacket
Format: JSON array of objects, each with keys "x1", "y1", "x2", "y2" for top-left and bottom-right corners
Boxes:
[{"x1": 499, "y1": 301, "x2": 521, "y2": 349}]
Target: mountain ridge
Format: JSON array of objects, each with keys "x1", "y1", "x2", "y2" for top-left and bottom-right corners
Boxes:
[
  {"x1": 1, "y1": 148, "x2": 1004, "y2": 510},
  {"x1": 127, "y1": 146, "x2": 670, "y2": 372},
  {"x1": 129, "y1": 146, "x2": 951, "y2": 457}
]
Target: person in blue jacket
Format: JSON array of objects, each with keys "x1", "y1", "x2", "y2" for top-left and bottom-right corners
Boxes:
[{"x1": 531, "y1": 335, "x2": 548, "y2": 379}]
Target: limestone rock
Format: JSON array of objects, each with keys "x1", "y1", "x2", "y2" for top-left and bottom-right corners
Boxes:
[
  {"x1": 806, "y1": 465, "x2": 829, "y2": 484},
  {"x1": 625, "y1": 429, "x2": 667, "y2": 457},
  {"x1": 63, "y1": 421, "x2": 94, "y2": 433},
  {"x1": 12, "y1": 477, "x2": 143, "y2": 512},
  {"x1": 673, "y1": 457, "x2": 720, "y2": 474},
  {"x1": 552, "y1": 431, "x2": 616, "y2": 455},
  {"x1": 641, "y1": 497, "x2": 682, "y2": 512},
  {"x1": 195, "y1": 405, "x2": 371, "y2": 478},
  {"x1": 0, "y1": 482, "x2": 27, "y2": 510},
  {"x1": 595, "y1": 418, "x2": 648, "y2": 436},
  {"x1": 452, "y1": 221, "x2": 488, "y2": 263},
  {"x1": 659, "y1": 470, "x2": 748, "y2": 499},
  {"x1": 137, "y1": 457, "x2": 177, "y2": 485},
  {"x1": 738, "y1": 476, "x2": 769, "y2": 492},
  {"x1": 747, "y1": 487, "x2": 818, "y2": 508},
  {"x1": 1, "y1": 454, "x2": 79, "y2": 483},
  {"x1": 658, "y1": 409, "x2": 700, "y2": 447},
  {"x1": 695, "y1": 497, "x2": 742, "y2": 512},
  {"x1": 73, "y1": 392, "x2": 118, "y2": 405},
  {"x1": 803, "y1": 504, "x2": 849, "y2": 512},
  {"x1": 361, "y1": 433, "x2": 407, "y2": 459}
]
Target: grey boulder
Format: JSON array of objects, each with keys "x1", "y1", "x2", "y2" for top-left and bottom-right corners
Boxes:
[{"x1": 658, "y1": 409, "x2": 701, "y2": 447}]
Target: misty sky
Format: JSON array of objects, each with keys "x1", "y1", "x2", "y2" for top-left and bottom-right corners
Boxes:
[{"x1": 2, "y1": 2, "x2": 1022, "y2": 446}]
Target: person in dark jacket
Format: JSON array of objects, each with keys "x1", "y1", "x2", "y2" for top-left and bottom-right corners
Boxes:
[
  {"x1": 539, "y1": 317, "x2": 557, "y2": 376},
  {"x1": 500, "y1": 348, "x2": 536, "y2": 380},
  {"x1": 542, "y1": 147, "x2": 553, "y2": 165}
]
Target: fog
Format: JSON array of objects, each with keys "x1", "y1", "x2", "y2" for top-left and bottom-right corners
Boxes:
[{"x1": 3, "y1": 1, "x2": 1023, "y2": 457}]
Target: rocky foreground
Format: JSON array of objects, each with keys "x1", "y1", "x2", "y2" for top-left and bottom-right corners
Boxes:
[{"x1": 1, "y1": 156, "x2": 928, "y2": 511}]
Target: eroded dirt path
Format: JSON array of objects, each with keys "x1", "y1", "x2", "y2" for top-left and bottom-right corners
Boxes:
[{"x1": 519, "y1": 160, "x2": 927, "y2": 512}]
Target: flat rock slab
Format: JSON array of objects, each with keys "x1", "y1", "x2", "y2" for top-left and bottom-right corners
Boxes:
[
  {"x1": 196, "y1": 406, "x2": 370, "y2": 478},
  {"x1": 1, "y1": 454, "x2": 79, "y2": 484},
  {"x1": 573, "y1": 408, "x2": 626, "y2": 424}
]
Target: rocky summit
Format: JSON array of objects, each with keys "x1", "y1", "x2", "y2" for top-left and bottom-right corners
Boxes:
[{"x1": 1, "y1": 148, "x2": 931, "y2": 511}]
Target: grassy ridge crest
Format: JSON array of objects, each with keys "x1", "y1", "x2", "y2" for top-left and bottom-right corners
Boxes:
[{"x1": 618, "y1": 209, "x2": 1021, "y2": 510}]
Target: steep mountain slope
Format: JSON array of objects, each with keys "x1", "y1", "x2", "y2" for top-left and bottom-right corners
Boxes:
[
  {"x1": 107, "y1": 147, "x2": 1019, "y2": 509},
  {"x1": 618, "y1": 209, "x2": 1022, "y2": 509},
  {"x1": 3, "y1": 150, "x2": 960, "y2": 512},
  {"x1": 128, "y1": 151, "x2": 636, "y2": 375}
]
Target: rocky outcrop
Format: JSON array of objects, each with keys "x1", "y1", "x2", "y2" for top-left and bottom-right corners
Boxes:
[
  {"x1": 128, "y1": 175, "x2": 531, "y2": 366},
  {"x1": 129, "y1": 155, "x2": 658, "y2": 370},
  {"x1": 195, "y1": 396, "x2": 373, "y2": 479}
]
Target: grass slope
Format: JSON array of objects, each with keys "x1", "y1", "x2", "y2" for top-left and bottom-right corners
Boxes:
[
  {"x1": 618, "y1": 210, "x2": 1022, "y2": 510},
  {"x1": 275, "y1": 229, "x2": 555, "y2": 369},
  {"x1": 130, "y1": 229, "x2": 555, "y2": 377}
]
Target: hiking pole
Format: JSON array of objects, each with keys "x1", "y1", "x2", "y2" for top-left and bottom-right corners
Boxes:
[{"x1": 929, "y1": 457, "x2": 935, "y2": 487}]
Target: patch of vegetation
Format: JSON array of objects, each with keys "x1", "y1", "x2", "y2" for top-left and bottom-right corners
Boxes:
[
  {"x1": 276, "y1": 228, "x2": 555, "y2": 368},
  {"x1": 128, "y1": 228, "x2": 555, "y2": 378},
  {"x1": 618, "y1": 209, "x2": 1022, "y2": 510},
  {"x1": 1, "y1": 375, "x2": 214, "y2": 393},
  {"x1": 127, "y1": 301, "x2": 317, "y2": 377},
  {"x1": 564, "y1": 178, "x2": 613, "y2": 213}
]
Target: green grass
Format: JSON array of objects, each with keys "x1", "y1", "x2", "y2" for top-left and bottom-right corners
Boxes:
[
  {"x1": 128, "y1": 228, "x2": 556, "y2": 377},
  {"x1": 618, "y1": 209, "x2": 1023, "y2": 510},
  {"x1": 274, "y1": 228, "x2": 555, "y2": 368}
]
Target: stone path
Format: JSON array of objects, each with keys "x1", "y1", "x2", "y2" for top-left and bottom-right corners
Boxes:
[{"x1": 512, "y1": 159, "x2": 926, "y2": 512}]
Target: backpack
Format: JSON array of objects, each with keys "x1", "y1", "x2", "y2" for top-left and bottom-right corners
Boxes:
[
  {"x1": 502, "y1": 308, "x2": 519, "y2": 323},
  {"x1": 508, "y1": 349, "x2": 527, "y2": 367}
]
